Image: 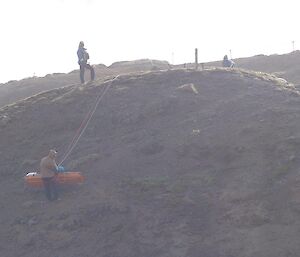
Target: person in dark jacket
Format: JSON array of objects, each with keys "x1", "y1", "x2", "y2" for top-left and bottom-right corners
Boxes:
[
  {"x1": 77, "y1": 41, "x2": 95, "y2": 84},
  {"x1": 222, "y1": 55, "x2": 235, "y2": 68}
]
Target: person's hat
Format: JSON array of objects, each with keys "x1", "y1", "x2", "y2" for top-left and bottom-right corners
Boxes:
[{"x1": 49, "y1": 149, "x2": 57, "y2": 156}]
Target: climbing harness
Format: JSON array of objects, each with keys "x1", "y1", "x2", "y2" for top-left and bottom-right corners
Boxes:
[{"x1": 59, "y1": 75, "x2": 119, "y2": 165}]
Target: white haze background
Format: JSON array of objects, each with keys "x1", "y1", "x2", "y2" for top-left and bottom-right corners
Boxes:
[{"x1": 1, "y1": 0, "x2": 299, "y2": 83}]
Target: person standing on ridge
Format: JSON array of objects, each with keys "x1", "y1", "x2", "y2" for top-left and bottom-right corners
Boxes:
[
  {"x1": 40, "y1": 149, "x2": 59, "y2": 201},
  {"x1": 77, "y1": 41, "x2": 95, "y2": 84}
]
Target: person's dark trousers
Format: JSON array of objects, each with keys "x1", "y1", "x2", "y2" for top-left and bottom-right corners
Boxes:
[
  {"x1": 79, "y1": 62, "x2": 95, "y2": 84},
  {"x1": 42, "y1": 177, "x2": 58, "y2": 201}
]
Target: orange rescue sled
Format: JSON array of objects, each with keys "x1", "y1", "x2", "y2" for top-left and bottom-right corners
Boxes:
[{"x1": 25, "y1": 172, "x2": 84, "y2": 188}]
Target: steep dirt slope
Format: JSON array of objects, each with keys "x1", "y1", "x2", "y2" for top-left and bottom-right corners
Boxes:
[{"x1": 1, "y1": 69, "x2": 300, "y2": 257}]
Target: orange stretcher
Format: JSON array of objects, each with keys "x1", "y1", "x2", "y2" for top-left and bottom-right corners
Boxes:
[{"x1": 25, "y1": 172, "x2": 84, "y2": 188}]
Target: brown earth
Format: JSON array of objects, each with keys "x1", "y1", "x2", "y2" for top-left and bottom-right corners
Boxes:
[{"x1": 2, "y1": 67, "x2": 300, "y2": 257}]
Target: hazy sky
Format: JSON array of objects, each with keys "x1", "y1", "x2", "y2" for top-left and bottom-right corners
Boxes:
[{"x1": 1, "y1": 0, "x2": 300, "y2": 83}]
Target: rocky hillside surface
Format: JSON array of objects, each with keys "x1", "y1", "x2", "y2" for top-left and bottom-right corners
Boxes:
[
  {"x1": 202, "y1": 51, "x2": 300, "y2": 87},
  {"x1": 1, "y1": 68, "x2": 300, "y2": 256},
  {"x1": 0, "y1": 59, "x2": 170, "y2": 108}
]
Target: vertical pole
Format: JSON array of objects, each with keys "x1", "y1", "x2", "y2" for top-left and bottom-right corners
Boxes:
[
  {"x1": 292, "y1": 41, "x2": 295, "y2": 52},
  {"x1": 230, "y1": 49, "x2": 232, "y2": 59},
  {"x1": 195, "y1": 48, "x2": 198, "y2": 70}
]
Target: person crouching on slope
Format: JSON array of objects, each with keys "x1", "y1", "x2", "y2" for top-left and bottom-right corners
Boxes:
[
  {"x1": 40, "y1": 149, "x2": 59, "y2": 201},
  {"x1": 222, "y1": 55, "x2": 235, "y2": 68},
  {"x1": 77, "y1": 41, "x2": 95, "y2": 84}
]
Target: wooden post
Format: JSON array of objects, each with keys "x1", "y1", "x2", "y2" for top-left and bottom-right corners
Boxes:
[{"x1": 195, "y1": 48, "x2": 198, "y2": 70}]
